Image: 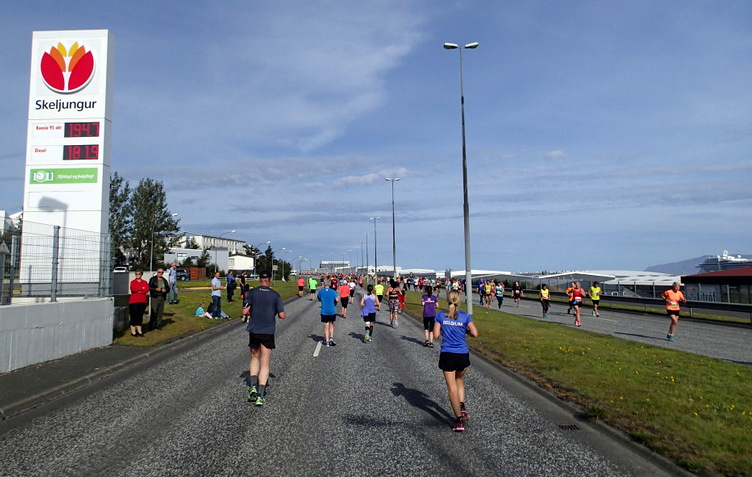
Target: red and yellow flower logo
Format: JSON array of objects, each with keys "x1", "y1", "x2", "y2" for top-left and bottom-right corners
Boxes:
[{"x1": 40, "y1": 42, "x2": 95, "y2": 94}]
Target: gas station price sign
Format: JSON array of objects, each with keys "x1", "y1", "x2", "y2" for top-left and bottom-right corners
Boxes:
[{"x1": 29, "y1": 120, "x2": 103, "y2": 162}]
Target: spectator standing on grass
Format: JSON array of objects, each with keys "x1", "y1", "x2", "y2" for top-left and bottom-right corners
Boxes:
[
  {"x1": 433, "y1": 289, "x2": 478, "y2": 432},
  {"x1": 148, "y1": 269, "x2": 169, "y2": 330},
  {"x1": 662, "y1": 282, "x2": 686, "y2": 342},
  {"x1": 244, "y1": 272, "x2": 286, "y2": 406},
  {"x1": 226, "y1": 270, "x2": 237, "y2": 303},
  {"x1": 167, "y1": 262, "x2": 179, "y2": 304},
  {"x1": 421, "y1": 286, "x2": 438, "y2": 348},
  {"x1": 129, "y1": 269, "x2": 149, "y2": 337},
  {"x1": 211, "y1": 271, "x2": 224, "y2": 319}
]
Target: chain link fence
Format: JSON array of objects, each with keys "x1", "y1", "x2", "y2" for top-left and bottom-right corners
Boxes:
[{"x1": 0, "y1": 221, "x2": 111, "y2": 305}]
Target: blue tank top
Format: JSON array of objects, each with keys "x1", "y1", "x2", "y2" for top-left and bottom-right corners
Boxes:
[{"x1": 362, "y1": 293, "x2": 377, "y2": 315}]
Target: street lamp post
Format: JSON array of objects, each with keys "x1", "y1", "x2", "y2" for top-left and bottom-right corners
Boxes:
[
  {"x1": 215, "y1": 229, "x2": 236, "y2": 274},
  {"x1": 370, "y1": 217, "x2": 380, "y2": 281},
  {"x1": 444, "y1": 41, "x2": 478, "y2": 315},
  {"x1": 364, "y1": 232, "x2": 369, "y2": 280},
  {"x1": 150, "y1": 213, "x2": 178, "y2": 273},
  {"x1": 385, "y1": 177, "x2": 400, "y2": 279}
]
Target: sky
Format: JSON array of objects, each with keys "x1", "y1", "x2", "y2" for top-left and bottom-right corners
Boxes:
[{"x1": 1, "y1": 1, "x2": 751, "y2": 273}]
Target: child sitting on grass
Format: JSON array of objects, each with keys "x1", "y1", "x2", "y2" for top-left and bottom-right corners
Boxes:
[{"x1": 194, "y1": 302, "x2": 213, "y2": 319}]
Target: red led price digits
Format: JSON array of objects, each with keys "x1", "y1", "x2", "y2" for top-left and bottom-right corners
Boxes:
[
  {"x1": 64, "y1": 122, "x2": 100, "y2": 138},
  {"x1": 63, "y1": 145, "x2": 99, "y2": 160}
]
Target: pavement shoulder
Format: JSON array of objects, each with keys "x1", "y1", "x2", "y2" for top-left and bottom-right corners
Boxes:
[{"x1": 0, "y1": 294, "x2": 298, "y2": 421}]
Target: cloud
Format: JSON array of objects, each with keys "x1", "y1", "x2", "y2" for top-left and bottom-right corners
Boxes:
[{"x1": 544, "y1": 150, "x2": 567, "y2": 160}]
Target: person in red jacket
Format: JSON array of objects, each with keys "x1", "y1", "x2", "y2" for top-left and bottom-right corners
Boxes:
[{"x1": 129, "y1": 270, "x2": 149, "y2": 337}]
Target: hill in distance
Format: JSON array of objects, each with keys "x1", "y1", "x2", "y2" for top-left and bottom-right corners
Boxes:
[{"x1": 645, "y1": 253, "x2": 752, "y2": 276}]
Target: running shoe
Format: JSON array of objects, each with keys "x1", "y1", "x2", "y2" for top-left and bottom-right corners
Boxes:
[
  {"x1": 667, "y1": 334, "x2": 674, "y2": 342},
  {"x1": 329, "y1": 339, "x2": 336, "y2": 346},
  {"x1": 254, "y1": 396, "x2": 266, "y2": 407},
  {"x1": 365, "y1": 332, "x2": 370, "y2": 342},
  {"x1": 394, "y1": 320, "x2": 399, "y2": 328},
  {"x1": 452, "y1": 418, "x2": 465, "y2": 432},
  {"x1": 247, "y1": 386, "x2": 258, "y2": 402},
  {"x1": 461, "y1": 409, "x2": 470, "y2": 422},
  {"x1": 428, "y1": 342, "x2": 434, "y2": 348},
  {"x1": 325, "y1": 341, "x2": 330, "y2": 347}
]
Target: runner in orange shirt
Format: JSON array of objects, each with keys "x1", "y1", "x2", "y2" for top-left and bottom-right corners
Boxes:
[
  {"x1": 662, "y1": 282, "x2": 686, "y2": 342},
  {"x1": 338, "y1": 280, "x2": 351, "y2": 318}
]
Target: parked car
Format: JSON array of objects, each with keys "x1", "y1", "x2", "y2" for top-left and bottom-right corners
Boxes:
[{"x1": 176, "y1": 269, "x2": 189, "y2": 281}]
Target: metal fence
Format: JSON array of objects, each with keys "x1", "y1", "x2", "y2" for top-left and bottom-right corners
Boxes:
[{"x1": 0, "y1": 221, "x2": 111, "y2": 305}]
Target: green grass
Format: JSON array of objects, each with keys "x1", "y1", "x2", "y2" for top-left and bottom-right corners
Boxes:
[
  {"x1": 113, "y1": 280, "x2": 299, "y2": 347},
  {"x1": 404, "y1": 291, "x2": 752, "y2": 476}
]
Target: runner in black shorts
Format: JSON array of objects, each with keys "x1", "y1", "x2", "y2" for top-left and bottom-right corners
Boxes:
[{"x1": 244, "y1": 272, "x2": 285, "y2": 406}]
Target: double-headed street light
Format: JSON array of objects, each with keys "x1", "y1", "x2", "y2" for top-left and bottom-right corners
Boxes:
[
  {"x1": 385, "y1": 177, "x2": 400, "y2": 279},
  {"x1": 444, "y1": 41, "x2": 478, "y2": 315}
]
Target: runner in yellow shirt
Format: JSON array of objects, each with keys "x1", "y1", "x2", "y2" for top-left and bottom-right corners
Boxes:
[{"x1": 589, "y1": 281, "x2": 601, "y2": 317}]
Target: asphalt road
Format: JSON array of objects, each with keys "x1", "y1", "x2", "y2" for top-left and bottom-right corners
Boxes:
[
  {"x1": 495, "y1": 296, "x2": 752, "y2": 365},
  {"x1": 0, "y1": 292, "x2": 687, "y2": 476}
]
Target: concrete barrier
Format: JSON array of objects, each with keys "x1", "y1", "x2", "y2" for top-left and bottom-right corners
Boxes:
[{"x1": 0, "y1": 298, "x2": 114, "y2": 373}]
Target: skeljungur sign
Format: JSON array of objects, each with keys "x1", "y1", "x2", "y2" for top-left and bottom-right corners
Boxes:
[{"x1": 22, "y1": 30, "x2": 114, "y2": 287}]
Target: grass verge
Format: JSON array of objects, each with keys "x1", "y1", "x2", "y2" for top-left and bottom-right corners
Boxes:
[
  {"x1": 403, "y1": 291, "x2": 752, "y2": 476},
  {"x1": 113, "y1": 280, "x2": 299, "y2": 347}
]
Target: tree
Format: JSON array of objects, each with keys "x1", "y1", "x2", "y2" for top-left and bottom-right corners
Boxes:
[
  {"x1": 255, "y1": 245, "x2": 273, "y2": 274},
  {"x1": 127, "y1": 178, "x2": 180, "y2": 269},
  {"x1": 196, "y1": 248, "x2": 212, "y2": 268},
  {"x1": 109, "y1": 172, "x2": 132, "y2": 266},
  {"x1": 185, "y1": 237, "x2": 199, "y2": 249}
]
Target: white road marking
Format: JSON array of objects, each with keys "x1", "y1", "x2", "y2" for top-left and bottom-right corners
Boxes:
[{"x1": 313, "y1": 341, "x2": 322, "y2": 357}]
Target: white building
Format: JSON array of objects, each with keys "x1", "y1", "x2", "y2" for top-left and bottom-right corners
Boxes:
[
  {"x1": 178, "y1": 233, "x2": 247, "y2": 254},
  {"x1": 228, "y1": 253, "x2": 256, "y2": 273}
]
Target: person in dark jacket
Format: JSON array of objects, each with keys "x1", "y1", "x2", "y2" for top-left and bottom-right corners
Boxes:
[{"x1": 148, "y1": 269, "x2": 169, "y2": 330}]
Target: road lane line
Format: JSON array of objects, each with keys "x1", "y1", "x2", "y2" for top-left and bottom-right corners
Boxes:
[{"x1": 313, "y1": 341, "x2": 322, "y2": 357}]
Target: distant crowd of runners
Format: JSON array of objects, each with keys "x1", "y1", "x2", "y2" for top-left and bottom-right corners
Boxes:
[{"x1": 238, "y1": 271, "x2": 686, "y2": 432}]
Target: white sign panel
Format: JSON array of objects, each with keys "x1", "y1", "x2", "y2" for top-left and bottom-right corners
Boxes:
[{"x1": 21, "y1": 30, "x2": 114, "y2": 286}]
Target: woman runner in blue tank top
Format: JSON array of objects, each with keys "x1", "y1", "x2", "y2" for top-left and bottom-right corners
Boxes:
[{"x1": 433, "y1": 289, "x2": 478, "y2": 432}]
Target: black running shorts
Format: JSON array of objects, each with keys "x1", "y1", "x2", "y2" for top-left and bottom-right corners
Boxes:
[
  {"x1": 248, "y1": 332, "x2": 275, "y2": 350},
  {"x1": 439, "y1": 352, "x2": 470, "y2": 372}
]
